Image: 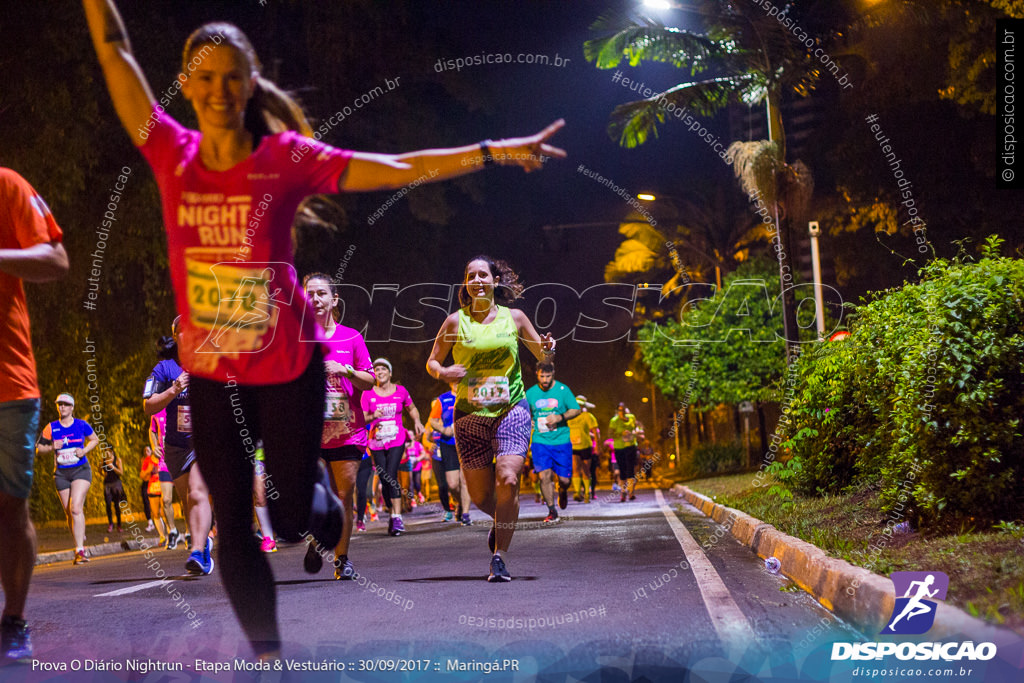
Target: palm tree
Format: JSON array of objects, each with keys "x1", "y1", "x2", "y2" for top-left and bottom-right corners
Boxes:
[
  {"x1": 584, "y1": 0, "x2": 913, "y2": 350},
  {"x1": 604, "y1": 180, "x2": 767, "y2": 323}
]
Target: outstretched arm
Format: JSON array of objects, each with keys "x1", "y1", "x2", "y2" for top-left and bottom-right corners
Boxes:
[
  {"x1": 340, "y1": 119, "x2": 567, "y2": 193},
  {"x1": 83, "y1": 0, "x2": 156, "y2": 146}
]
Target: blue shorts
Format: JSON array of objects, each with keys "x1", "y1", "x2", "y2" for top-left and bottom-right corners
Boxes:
[
  {"x1": 532, "y1": 442, "x2": 573, "y2": 478},
  {"x1": 0, "y1": 399, "x2": 40, "y2": 499}
]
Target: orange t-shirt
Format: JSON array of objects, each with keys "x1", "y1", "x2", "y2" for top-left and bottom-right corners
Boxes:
[{"x1": 0, "y1": 168, "x2": 63, "y2": 403}]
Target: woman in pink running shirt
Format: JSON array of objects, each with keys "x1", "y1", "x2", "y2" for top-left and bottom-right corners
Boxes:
[
  {"x1": 302, "y1": 273, "x2": 374, "y2": 581},
  {"x1": 83, "y1": 0, "x2": 565, "y2": 660},
  {"x1": 361, "y1": 359, "x2": 424, "y2": 537}
]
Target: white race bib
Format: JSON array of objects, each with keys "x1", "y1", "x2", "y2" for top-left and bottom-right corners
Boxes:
[
  {"x1": 56, "y1": 447, "x2": 80, "y2": 467},
  {"x1": 325, "y1": 389, "x2": 353, "y2": 426},
  {"x1": 376, "y1": 422, "x2": 400, "y2": 443},
  {"x1": 177, "y1": 405, "x2": 192, "y2": 434},
  {"x1": 537, "y1": 416, "x2": 554, "y2": 433},
  {"x1": 468, "y1": 376, "x2": 510, "y2": 407}
]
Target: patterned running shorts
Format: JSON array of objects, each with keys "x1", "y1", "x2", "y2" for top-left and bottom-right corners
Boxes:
[{"x1": 453, "y1": 400, "x2": 531, "y2": 470}]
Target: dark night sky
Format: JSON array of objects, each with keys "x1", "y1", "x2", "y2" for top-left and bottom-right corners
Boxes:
[
  {"x1": 11, "y1": 1, "x2": 984, "y2": 433},
  {"x1": 99, "y1": 0, "x2": 726, "y2": 427}
]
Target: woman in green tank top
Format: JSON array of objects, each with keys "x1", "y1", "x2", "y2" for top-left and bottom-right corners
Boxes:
[{"x1": 427, "y1": 256, "x2": 555, "y2": 582}]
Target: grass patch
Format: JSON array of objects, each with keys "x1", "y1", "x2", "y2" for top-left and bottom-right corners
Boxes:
[{"x1": 683, "y1": 472, "x2": 1024, "y2": 636}]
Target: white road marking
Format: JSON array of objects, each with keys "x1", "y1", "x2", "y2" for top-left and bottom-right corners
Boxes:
[
  {"x1": 654, "y1": 489, "x2": 758, "y2": 651},
  {"x1": 94, "y1": 580, "x2": 172, "y2": 597}
]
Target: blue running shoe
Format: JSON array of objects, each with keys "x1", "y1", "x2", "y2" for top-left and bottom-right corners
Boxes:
[
  {"x1": 202, "y1": 537, "x2": 214, "y2": 574},
  {"x1": 186, "y1": 537, "x2": 214, "y2": 575},
  {"x1": 1, "y1": 616, "x2": 32, "y2": 662}
]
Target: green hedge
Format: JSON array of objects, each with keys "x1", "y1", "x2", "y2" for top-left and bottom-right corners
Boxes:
[
  {"x1": 771, "y1": 237, "x2": 1024, "y2": 525},
  {"x1": 692, "y1": 441, "x2": 746, "y2": 476}
]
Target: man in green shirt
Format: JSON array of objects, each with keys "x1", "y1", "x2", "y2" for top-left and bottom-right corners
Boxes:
[
  {"x1": 525, "y1": 362, "x2": 580, "y2": 522},
  {"x1": 608, "y1": 402, "x2": 639, "y2": 502}
]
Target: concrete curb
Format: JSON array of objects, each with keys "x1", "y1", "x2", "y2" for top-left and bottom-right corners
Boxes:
[
  {"x1": 36, "y1": 536, "x2": 165, "y2": 567},
  {"x1": 670, "y1": 483, "x2": 1023, "y2": 648}
]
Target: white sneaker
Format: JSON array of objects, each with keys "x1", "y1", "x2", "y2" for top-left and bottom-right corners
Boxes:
[{"x1": 145, "y1": 521, "x2": 155, "y2": 532}]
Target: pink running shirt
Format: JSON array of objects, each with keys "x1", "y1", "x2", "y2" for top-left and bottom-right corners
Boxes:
[
  {"x1": 321, "y1": 324, "x2": 373, "y2": 449},
  {"x1": 139, "y1": 107, "x2": 353, "y2": 384},
  {"x1": 361, "y1": 386, "x2": 413, "y2": 450}
]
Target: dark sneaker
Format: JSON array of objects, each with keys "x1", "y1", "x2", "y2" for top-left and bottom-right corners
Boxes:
[
  {"x1": 1, "y1": 616, "x2": 32, "y2": 662},
  {"x1": 334, "y1": 557, "x2": 355, "y2": 580},
  {"x1": 487, "y1": 555, "x2": 511, "y2": 583},
  {"x1": 460, "y1": 513, "x2": 471, "y2": 526},
  {"x1": 165, "y1": 529, "x2": 180, "y2": 551},
  {"x1": 573, "y1": 493, "x2": 583, "y2": 502},
  {"x1": 303, "y1": 542, "x2": 324, "y2": 574},
  {"x1": 487, "y1": 526, "x2": 496, "y2": 553},
  {"x1": 620, "y1": 493, "x2": 627, "y2": 503},
  {"x1": 558, "y1": 487, "x2": 568, "y2": 510},
  {"x1": 629, "y1": 494, "x2": 636, "y2": 501},
  {"x1": 307, "y1": 461, "x2": 344, "y2": 550},
  {"x1": 392, "y1": 517, "x2": 405, "y2": 536}
]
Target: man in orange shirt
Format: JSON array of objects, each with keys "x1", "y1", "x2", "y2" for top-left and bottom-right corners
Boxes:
[{"x1": 0, "y1": 168, "x2": 68, "y2": 663}]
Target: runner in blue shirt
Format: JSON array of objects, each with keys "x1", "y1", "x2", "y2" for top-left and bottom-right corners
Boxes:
[
  {"x1": 428, "y1": 384, "x2": 471, "y2": 524},
  {"x1": 36, "y1": 394, "x2": 98, "y2": 564},
  {"x1": 143, "y1": 318, "x2": 214, "y2": 575},
  {"x1": 524, "y1": 363, "x2": 580, "y2": 523}
]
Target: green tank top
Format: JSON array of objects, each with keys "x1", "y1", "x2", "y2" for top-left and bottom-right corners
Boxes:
[{"x1": 452, "y1": 306, "x2": 525, "y2": 417}]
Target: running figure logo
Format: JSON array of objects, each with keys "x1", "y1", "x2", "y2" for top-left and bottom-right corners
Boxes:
[
  {"x1": 185, "y1": 258, "x2": 292, "y2": 358},
  {"x1": 881, "y1": 571, "x2": 949, "y2": 635}
]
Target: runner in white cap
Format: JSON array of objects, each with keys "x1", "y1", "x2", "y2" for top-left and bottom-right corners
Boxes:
[{"x1": 36, "y1": 394, "x2": 98, "y2": 565}]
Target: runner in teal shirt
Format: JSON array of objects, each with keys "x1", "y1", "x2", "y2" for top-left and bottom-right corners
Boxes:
[{"x1": 524, "y1": 362, "x2": 580, "y2": 522}]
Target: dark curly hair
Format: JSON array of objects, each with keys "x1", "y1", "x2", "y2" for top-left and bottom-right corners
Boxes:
[{"x1": 458, "y1": 255, "x2": 524, "y2": 308}]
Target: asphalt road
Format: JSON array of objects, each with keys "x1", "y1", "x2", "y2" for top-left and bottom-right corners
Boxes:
[{"x1": 16, "y1": 484, "x2": 860, "y2": 681}]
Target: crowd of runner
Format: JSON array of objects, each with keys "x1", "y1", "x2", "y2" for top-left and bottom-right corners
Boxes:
[{"x1": 0, "y1": 0, "x2": 663, "y2": 664}]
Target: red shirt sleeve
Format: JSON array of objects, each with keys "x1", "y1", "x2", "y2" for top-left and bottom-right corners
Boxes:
[{"x1": 0, "y1": 169, "x2": 63, "y2": 249}]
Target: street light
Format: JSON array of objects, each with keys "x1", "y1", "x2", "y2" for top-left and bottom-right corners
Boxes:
[
  {"x1": 643, "y1": 0, "x2": 682, "y2": 9},
  {"x1": 808, "y1": 221, "x2": 826, "y2": 340}
]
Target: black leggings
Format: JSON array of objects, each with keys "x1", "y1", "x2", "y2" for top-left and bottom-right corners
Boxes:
[
  {"x1": 104, "y1": 483, "x2": 125, "y2": 526},
  {"x1": 616, "y1": 445, "x2": 638, "y2": 482},
  {"x1": 139, "y1": 482, "x2": 152, "y2": 521},
  {"x1": 411, "y1": 470, "x2": 422, "y2": 494},
  {"x1": 370, "y1": 446, "x2": 405, "y2": 508},
  {"x1": 356, "y1": 457, "x2": 373, "y2": 522},
  {"x1": 189, "y1": 348, "x2": 325, "y2": 655},
  {"x1": 433, "y1": 461, "x2": 451, "y2": 511}
]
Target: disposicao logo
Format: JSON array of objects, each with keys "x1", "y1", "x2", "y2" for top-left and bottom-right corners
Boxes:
[
  {"x1": 831, "y1": 570, "x2": 997, "y2": 662},
  {"x1": 881, "y1": 571, "x2": 949, "y2": 635}
]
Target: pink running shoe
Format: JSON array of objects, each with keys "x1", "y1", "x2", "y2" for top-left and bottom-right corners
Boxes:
[
  {"x1": 356, "y1": 520, "x2": 366, "y2": 532},
  {"x1": 260, "y1": 536, "x2": 277, "y2": 553}
]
